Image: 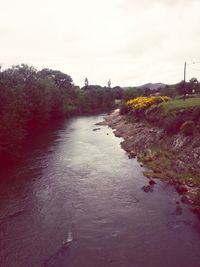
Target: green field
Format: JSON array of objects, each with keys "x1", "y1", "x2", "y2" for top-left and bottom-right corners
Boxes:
[{"x1": 161, "y1": 97, "x2": 200, "y2": 111}]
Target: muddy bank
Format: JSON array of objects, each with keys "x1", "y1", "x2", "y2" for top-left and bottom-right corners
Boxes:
[{"x1": 100, "y1": 110, "x2": 200, "y2": 217}]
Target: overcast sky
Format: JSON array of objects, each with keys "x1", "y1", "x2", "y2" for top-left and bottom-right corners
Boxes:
[{"x1": 1, "y1": 0, "x2": 200, "y2": 86}]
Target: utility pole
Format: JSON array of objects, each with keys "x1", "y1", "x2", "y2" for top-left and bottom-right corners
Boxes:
[
  {"x1": 183, "y1": 60, "x2": 200, "y2": 100},
  {"x1": 183, "y1": 61, "x2": 186, "y2": 101}
]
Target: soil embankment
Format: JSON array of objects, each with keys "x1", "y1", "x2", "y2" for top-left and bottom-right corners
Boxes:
[{"x1": 100, "y1": 109, "x2": 200, "y2": 216}]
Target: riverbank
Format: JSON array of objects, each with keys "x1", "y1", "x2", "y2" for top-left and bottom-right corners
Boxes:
[
  {"x1": 2, "y1": 114, "x2": 200, "y2": 267},
  {"x1": 100, "y1": 109, "x2": 200, "y2": 217}
]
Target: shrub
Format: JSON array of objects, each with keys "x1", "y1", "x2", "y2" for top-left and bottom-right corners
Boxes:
[
  {"x1": 163, "y1": 116, "x2": 184, "y2": 135},
  {"x1": 180, "y1": 120, "x2": 195, "y2": 136},
  {"x1": 127, "y1": 96, "x2": 171, "y2": 111},
  {"x1": 120, "y1": 101, "x2": 129, "y2": 115}
]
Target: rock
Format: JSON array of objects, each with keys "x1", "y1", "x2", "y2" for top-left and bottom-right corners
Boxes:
[
  {"x1": 174, "y1": 160, "x2": 187, "y2": 173},
  {"x1": 149, "y1": 179, "x2": 156, "y2": 185},
  {"x1": 156, "y1": 129, "x2": 165, "y2": 140},
  {"x1": 93, "y1": 128, "x2": 101, "y2": 131},
  {"x1": 168, "y1": 179, "x2": 175, "y2": 185},
  {"x1": 193, "y1": 147, "x2": 200, "y2": 159},
  {"x1": 175, "y1": 206, "x2": 182, "y2": 216},
  {"x1": 128, "y1": 150, "x2": 137, "y2": 159},
  {"x1": 175, "y1": 185, "x2": 188, "y2": 195},
  {"x1": 114, "y1": 131, "x2": 121, "y2": 138},
  {"x1": 181, "y1": 195, "x2": 190, "y2": 204},
  {"x1": 142, "y1": 185, "x2": 153, "y2": 193},
  {"x1": 172, "y1": 136, "x2": 192, "y2": 153},
  {"x1": 95, "y1": 121, "x2": 105, "y2": 126},
  {"x1": 168, "y1": 179, "x2": 181, "y2": 186},
  {"x1": 190, "y1": 205, "x2": 200, "y2": 215},
  {"x1": 175, "y1": 179, "x2": 182, "y2": 185},
  {"x1": 185, "y1": 178, "x2": 195, "y2": 187}
]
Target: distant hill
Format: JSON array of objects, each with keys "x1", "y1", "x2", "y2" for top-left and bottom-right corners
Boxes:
[
  {"x1": 122, "y1": 83, "x2": 180, "y2": 92},
  {"x1": 138, "y1": 83, "x2": 167, "y2": 90}
]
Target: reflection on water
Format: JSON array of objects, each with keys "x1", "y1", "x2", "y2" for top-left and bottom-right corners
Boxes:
[{"x1": 0, "y1": 115, "x2": 200, "y2": 267}]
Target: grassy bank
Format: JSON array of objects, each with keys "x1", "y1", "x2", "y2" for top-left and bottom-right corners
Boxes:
[
  {"x1": 114, "y1": 96, "x2": 200, "y2": 215},
  {"x1": 161, "y1": 97, "x2": 200, "y2": 111}
]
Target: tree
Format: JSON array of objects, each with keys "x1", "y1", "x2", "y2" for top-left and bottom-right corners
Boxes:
[
  {"x1": 0, "y1": 64, "x2": 116, "y2": 163},
  {"x1": 144, "y1": 87, "x2": 151, "y2": 96},
  {"x1": 160, "y1": 86, "x2": 177, "y2": 98},
  {"x1": 188, "y1": 77, "x2": 199, "y2": 94},
  {"x1": 176, "y1": 78, "x2": 199, "y2": 96},
  {"x1": 176, "y1": 81, "x2": 185, "y2": 95},
  {"x1": 112, "y1": 86, "x2": 123, "y2": 99}
]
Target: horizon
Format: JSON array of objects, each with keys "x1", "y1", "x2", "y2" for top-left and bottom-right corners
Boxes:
[
  {"x1": 0, "y1": 63, "x2": 182, "y2": 88},
  {"x1": 1, "y1": 0, "x2": 200, "y2": 87}
]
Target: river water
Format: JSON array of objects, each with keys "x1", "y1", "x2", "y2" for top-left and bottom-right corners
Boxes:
[{"x1": 0, "y1": 115, "x2": 200, "y2": 267}]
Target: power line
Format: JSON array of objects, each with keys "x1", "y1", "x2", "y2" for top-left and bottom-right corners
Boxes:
[
  {"x1": 187, "y1": 61, "x2": 200, "y2": 66},
  {"x1": 187, "y1": 66, "x2": 200, "y2": 72}
]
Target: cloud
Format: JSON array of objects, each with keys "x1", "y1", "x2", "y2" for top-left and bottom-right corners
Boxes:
[{"x1": 0, "y1": 0, "x2": 200, "y2": 86}]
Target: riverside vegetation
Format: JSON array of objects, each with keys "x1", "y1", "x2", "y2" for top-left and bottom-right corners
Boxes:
[
  {"x1": 0, "y1": 64, "x2": 121, "y2": 165},
  {"x1": 102, "y1": 95, "x2": 200, "y2": 217},
  {"x1": 1, "y1": 63, "x2": 200, "y2": 214},
  {"x1": 3, "y1": 64, "x2": 179, "y2": 165}
]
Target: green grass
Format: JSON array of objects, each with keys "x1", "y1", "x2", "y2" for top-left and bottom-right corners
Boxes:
[{"x1": 161, "y1": 97, "x2": 200, "y2": 111}]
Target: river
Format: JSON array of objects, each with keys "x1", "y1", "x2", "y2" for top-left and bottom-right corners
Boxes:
[{"x1": 0, "y1": 114, "x2": 200, "y2": 267}]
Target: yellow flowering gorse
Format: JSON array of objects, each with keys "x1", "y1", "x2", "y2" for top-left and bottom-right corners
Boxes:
[{"x1": 127, "y1": 96, "x2": 171, "y2": 110}]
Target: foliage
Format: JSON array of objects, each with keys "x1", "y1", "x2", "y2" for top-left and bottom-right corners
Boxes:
[
  {"x1": 123, "y1": 95, "x2": 200, "y2": 136},
  {"x1": 175, "y1": 78, "x2": 200, "y2": 96},
  {"x1": 0, "y1": 64, "x2": 116, "y2": 162},
  {"x1": 127, "y1": 96, "x2": 171, "y2": 111},
  {"x1": 111, "y1": 86, "x2": 123, "y2": 99},
  {"x1": 122, "y1": 87, "x2": 145, "y2": 101},
  {"x1": 188, "y1": 78, "x2": 199, "y2": 93},
  {"x1": 81, "y1": 85, "x2": 115, "y2": 112},
  {"x1": 176, "y1": 81, "x2": 186, "y2": 96},
  {"x1": 160, "y1": 86, "x2": 177, "y2": 98},
  {"x1": 119, "y1": 101, "x2": 129, "y2": 115}
]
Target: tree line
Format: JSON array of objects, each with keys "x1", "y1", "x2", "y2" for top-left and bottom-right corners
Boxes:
[
  {"x1": 0, "y1": 64, "x2": 118, "y2": 163},
  {"x1": 121, "y1": 78, "x2": 200, "y2": 100},
  {"x1": 1, "y1": 63, "x2": 199, "y2": 163}
]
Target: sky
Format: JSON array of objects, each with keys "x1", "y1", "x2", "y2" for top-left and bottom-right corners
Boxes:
[{"x1": 1, "y1": 0, "x2": 200, "y2": 87}]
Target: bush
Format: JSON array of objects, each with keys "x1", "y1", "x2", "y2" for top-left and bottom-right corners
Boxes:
[
  {"x1": 163, "y1": 116, "x2": 184, "y2": 135},
  {"x1": 127, "y1": 96, "x2": 171, "y2": 111},
  {"x1": 180, "y1": 120, "x2": 195, "y2": 136},
  {"x1": 120, "y1": 102, "x2": 129, "y2": 115}
]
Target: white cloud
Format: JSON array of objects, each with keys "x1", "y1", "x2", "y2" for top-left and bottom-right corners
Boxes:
[{"x1": 0, "y1": 0, "x2": 200, "y2": 86}]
